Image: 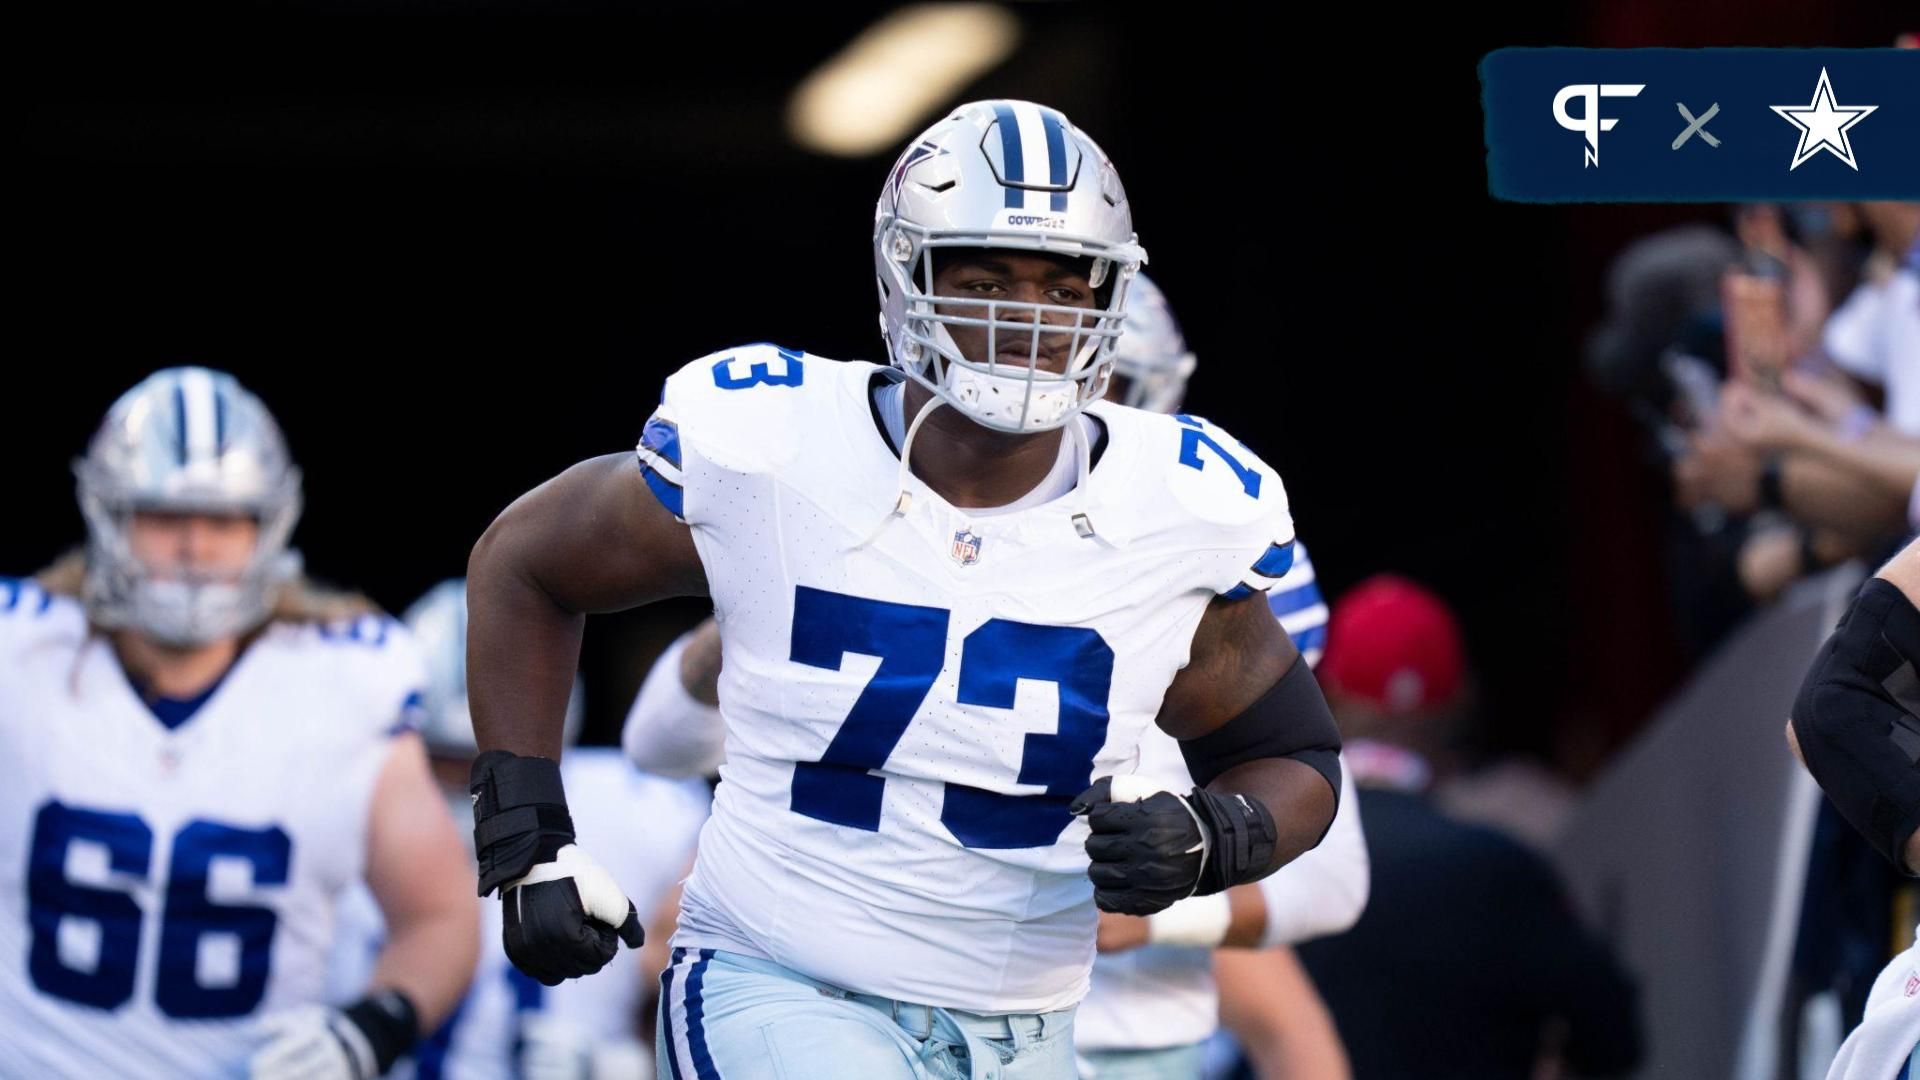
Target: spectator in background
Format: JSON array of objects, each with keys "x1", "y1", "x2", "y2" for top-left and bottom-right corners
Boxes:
[
  {"x1": 1297, "y1": 576, "x2": 1642, "y2": 1080},
  {"x1": 1664, "y1": 203, "x2": 1919, "y2": 617},
  {"x1": 1678, "y1": 205, "x2": 1920, "y2": 605},
  {"x1": 1822, "y1": 204, "x2": 1920, "y2": 433}
]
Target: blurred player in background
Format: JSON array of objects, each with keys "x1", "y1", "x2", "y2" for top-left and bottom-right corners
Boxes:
[
  {"x1": 620, "y1": 273, "x2": 1369, "y2": 1079},
  {"x1": 463, "y1": 99, "x2": 1343, "y2": 1080},
  {"x1": 0, "y1": 367, "x2": 476, "y2": 1079},
  {"x1": 330, "y1": 580, "x2": 709, "y2": 1080}
]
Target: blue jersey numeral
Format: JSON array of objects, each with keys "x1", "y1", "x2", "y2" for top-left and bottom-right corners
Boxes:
[
  {"x1": 789, "y1": 587, "x2": 948, "y2": 831},
  {"x1": 155, "y1": 821, "x2": 291, "y2": 1018},
  {"x1": 943, "y1": 620, "x2": 1114, "y2": 848},
  {"x1": 712, "y1": 349, "x2": 805, "y2": 390},
  {"x1": 27, "y1": 804, "x2": 151, "y2": 1010},
  {"x1": 25, "y1": 801, "x2": 288, "y2": 1017},
  {"x1": 1174, "y1": 414, "x2": 1261, "y2": 498},
  {"x1": 788, "y1": 588, "x2": 1115, "y2": 849}
]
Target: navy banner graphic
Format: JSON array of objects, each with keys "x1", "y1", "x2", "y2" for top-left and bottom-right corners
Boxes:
[{"x1": 1481, "y1": 48, "x2": 1920, "y2": 202}]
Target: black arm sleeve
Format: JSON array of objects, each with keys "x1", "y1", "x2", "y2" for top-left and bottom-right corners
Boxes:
[
  {"x1": 1790, "y1": 577, "x2": 1920, "y2": 875},
  {"x1": 1178, "y1": 654, "x2": 1342, "y2": 805}
]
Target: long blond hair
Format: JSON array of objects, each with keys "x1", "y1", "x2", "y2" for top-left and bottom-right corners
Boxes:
[{"x1": 36, "y1": 548, "x2": 379, "y2": 628}]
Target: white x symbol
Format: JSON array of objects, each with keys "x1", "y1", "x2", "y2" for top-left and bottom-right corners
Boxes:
[{"x1": 1673, "y1": 102, "x2": 1721, "y2": 149}]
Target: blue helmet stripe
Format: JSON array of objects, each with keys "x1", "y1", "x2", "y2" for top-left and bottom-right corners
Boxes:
[
  {"x1": 993, "y1": 102, "x2": 1025, "y2": 208},
  {"x1": 173, "y1": 381, "x2": 189, "y2": 466},
  {"x1": 1039, "y1": 108, "x2": 1069, "y2": 211}
]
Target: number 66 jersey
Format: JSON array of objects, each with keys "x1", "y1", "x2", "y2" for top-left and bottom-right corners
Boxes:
[
  {"x1": 636, "y1": 346, "x2": 1297, "y2": 1014},
  {"x1": 0, "y1": 581, "x2": 425, "y2": 1079}
]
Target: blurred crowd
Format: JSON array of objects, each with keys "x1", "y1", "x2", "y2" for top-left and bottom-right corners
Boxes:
[{"x1": 1589, "y1": 201, "x2": 1920, "y2": 651}]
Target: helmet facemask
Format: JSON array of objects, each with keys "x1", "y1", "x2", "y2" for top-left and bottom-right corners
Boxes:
[
  {"x1": 872, "y1": 100, "x2": 1147, "y2": 435},
  {"x1": 76, "y1": 477, "x2": 304, "y2": 648},
  {"x1": 878, "y1": 222, "x2": 1138, "y2": 434},
  {"x1": 73, "y1": 367, "x2": 305, "y2": 647}
]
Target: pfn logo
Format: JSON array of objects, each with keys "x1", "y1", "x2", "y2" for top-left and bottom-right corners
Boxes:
[{"x1": 1553, "y1": 83, "x2": 1645, "y2": 167}]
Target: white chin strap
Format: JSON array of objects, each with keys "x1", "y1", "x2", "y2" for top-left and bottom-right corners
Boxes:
[{"x1": 931, "y1": 324, "x2": 1083, "y2": 434}]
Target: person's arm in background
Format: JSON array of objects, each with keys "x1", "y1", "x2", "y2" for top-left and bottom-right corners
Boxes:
[
  {"x1": 363, "y1": 734, "x2": 481, "y2": 1030},
  {"x1": 1788, "y1": 536, "x2": 1920, "y2": 874},
  {"x1": 1717, "y1": 378, "x2": 1916, "y2": 535},
  {"x1": 622, "y1": 618, "x2": 726, "y2": 779},
  {"x1": 1214, "y1": 947, "x2": 1350, "y2": 1080},
  {"x1": 1778, "y1": 453, "x2": 1912, "y2": 539},
  {"x1": 255, "y1": 735, "x2": 482, "y2": 1080},
  {"x1": 1246, "y1": 756, "x2": 1367, "y2": 947}
]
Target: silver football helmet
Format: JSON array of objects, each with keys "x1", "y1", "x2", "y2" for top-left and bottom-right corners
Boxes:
[
  {"x1": 874, "y1": 100, "x2": 1148, "y2": 433},
  {"x1": 74, "y1": 367, "x2": 303, "y2": 646},
  {"x1": 1109, "y1": 272, "x2": 1198, "y2": 414},
  {"x1": 403, "y1": 578, "x2": 583, "y2": 758}
]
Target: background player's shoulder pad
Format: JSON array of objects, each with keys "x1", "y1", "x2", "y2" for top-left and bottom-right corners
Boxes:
[
  {"x1": 0, "y1": 577, "x2": 87, "y2": 655},
  {"x1": 0, "y1": 578, "x2": 63, "y2": 622},
  {"x1": 297, "y1": 614, "x2": 430, "y2": 739},
  {"x1": 651, "y1": 343, "x2": 831, "y2": 475}
]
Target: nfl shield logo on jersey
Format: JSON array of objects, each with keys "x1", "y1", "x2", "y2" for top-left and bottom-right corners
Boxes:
[{"x1": 951, "y1": 528, "x2": 982, "y2": 566}]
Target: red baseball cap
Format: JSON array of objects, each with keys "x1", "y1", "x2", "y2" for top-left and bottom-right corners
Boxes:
[{"x1": 1318, "y1": 575, "x2": 1466, "y2": 715}]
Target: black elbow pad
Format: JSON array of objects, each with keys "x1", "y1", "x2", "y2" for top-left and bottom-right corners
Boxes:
[{"x1": 1791, "y1": 577, "x2": 1920, "y2": 874}]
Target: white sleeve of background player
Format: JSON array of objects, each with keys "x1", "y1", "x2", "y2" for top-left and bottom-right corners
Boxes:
[
  {"x1": 314, "y1": 617, "x2": 431, "y2": 896},
  {"x1": 1267, "y1": 538, "x2": 1328, "y2": 666},
  {"x1": 622, "y1": 631, "x2": 727, "y2": 779},
  {"x1": 368, "y1": 618, "x2": 431, "y2": 740},
  {"x1": 1255, "y1": 756, "x2": 1369, "y2": 947}
]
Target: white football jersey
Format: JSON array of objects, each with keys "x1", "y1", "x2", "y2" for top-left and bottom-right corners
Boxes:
[
  {"x1": 0, "y1": 578, "x2": 426, "y2": 1079},
  {"x1": 635, "y1": 346, "x2": 1296, "y2": 1013},
  {"x1": 327, "y1": 748, "x2": 710, "y2": 1078}
]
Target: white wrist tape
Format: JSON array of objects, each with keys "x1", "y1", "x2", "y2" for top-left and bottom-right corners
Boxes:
[{"x1": 1145, "y1": 891, "x2": 1233, "y2": 948}]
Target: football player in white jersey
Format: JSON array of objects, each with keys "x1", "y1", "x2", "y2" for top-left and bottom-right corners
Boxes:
[
  {"x1": 462, "y1": 100, "x2": 1344, "y2": 1080},
  {"x1": 0, "y1": 367, "x2": 477, "y2": 1079},
  {"x1": 330, "y1": 580, "x2": 709, "y2": 1080},
  {"x1": 618, "y1": 272, "x2": 1368, "y2": 1079}
]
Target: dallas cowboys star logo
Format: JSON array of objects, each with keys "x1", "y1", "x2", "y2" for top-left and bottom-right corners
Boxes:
[{"x1": 1770, "y1": 67, "x2": 1877, "y2": 171}]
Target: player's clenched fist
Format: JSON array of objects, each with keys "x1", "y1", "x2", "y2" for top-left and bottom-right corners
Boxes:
[
  {"x1": 470, "y1": 751, "x2": 644, "y2": 984},
  {"x1": 1072, "y1": 775, "x2": 1279, "y2": 916}
]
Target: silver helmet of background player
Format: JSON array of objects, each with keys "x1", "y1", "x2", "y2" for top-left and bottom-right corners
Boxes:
[
  {"x1": 873, "y1": 99, "x2": 1148, "y2": 434},
  {"x1": 1109, "y1": 272, "x2": 1198, "y2": 414},
  {"x1": 74, "y1": 367, "x2": 303, "y2": 646},
  {"x1": 402, "y1": 578, "x2": 583, "y2": 758}
]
